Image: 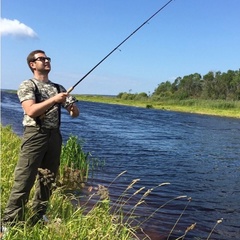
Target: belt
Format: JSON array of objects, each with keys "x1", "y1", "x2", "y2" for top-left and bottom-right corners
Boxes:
[{"x1": 24, "y1": 126, "x2": 60, "y2": 133}]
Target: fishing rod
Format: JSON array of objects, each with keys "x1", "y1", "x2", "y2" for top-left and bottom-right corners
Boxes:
[
  {"x1": 41, "y1": 0, "x2": 174, "y2": 118},
  {"x1": 66, "y1": 0, "x2": 174, "y2": 93}
]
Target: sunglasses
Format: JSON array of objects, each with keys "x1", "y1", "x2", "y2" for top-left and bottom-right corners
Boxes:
[{"x1": 32, "y1": 57, "x2": 51, "y2": 62}]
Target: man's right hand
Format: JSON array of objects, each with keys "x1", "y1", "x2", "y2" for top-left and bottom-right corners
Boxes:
[{"x1": 53, "y1": 92, "x2": 68, "y2": 103}]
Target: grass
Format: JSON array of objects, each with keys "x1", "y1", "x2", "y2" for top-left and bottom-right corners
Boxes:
[
  {"x1": 75, "y1": 95, "x2": 240, "y2": 118},
  {"x1": 1, "y1": 125, "x2": 224, "y2": 239},
  {"x1": 0, "y1": 125, "x2": 136, "y2": 239},
  {"x1": 1, "y1": 125, "x2": 22, "y2": 210},
  {"x1": 58, "y1": 135, "x2": 102, "y2": 189}
]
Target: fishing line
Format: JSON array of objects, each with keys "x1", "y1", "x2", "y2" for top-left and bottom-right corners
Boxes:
[{"x1": 67, "y1": 0, "x2": 174, "y2": 93}]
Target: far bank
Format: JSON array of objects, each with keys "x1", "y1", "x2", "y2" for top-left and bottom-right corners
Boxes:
[{"x1": 75, "y1": 94, "x2": 240, "y2": 119}]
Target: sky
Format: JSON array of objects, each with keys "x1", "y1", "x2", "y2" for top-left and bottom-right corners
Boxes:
[{"x1": 1, "y1": 0, "x2": 240, "y2": 95}]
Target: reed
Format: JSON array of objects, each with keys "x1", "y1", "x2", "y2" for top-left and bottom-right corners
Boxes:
[{"x1": 206, "y1": 218, "x2": 223, "y2": 240}]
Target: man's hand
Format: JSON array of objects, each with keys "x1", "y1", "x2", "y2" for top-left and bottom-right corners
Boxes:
[
  {"x1": 53, "y1": 92, "x2": 68, "y2": 103},
  {"x1": 64, "y1": 95, "x2": 78, "y2": 108},
  {"x1": 68, "y1": 104, "x2": 79, "y2": 117}
]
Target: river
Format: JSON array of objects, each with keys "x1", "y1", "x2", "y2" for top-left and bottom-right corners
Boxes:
[{"x1": 1, "y1": 91, "x2": 240, "y2": 240}]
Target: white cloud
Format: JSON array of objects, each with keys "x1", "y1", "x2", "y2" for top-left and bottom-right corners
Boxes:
[{"x1": 0, "y1": 18, "x2": 37, "y2": 38}]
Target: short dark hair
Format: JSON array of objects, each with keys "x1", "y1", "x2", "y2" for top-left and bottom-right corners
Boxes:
[{"x1": 27, "y1": 50, "x2": 45, "y2": 72}]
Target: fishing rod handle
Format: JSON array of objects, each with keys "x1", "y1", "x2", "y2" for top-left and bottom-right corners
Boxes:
[{"x1": 67, "y1": 86, "x2": 74, "y2": 94}]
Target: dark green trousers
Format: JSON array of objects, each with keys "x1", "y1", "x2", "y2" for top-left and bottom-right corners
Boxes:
[{"x1": 3, "y1": 126, "x2": 62, "y2": 223}]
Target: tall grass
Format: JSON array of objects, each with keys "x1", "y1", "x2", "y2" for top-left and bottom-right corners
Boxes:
[
  {"x1": 1, "y1": 125, "x2": 224, "y2": 239},
  {"x1": 167, "y1": 99, "x2": 238, "y2": 109},
  {"x1": 58, "y1": 135, "x2": 102, "y2": 189},
  {"x1": 0, "y1": 125, "x2": 136, "y2": 239},
  {"x1": 1, "y1": 125, "x2": 22, "y2": 210}
]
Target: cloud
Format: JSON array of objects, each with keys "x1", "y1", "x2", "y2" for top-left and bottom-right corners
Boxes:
[{"x1": 0, "y1": 18, "x2": 37, "y2": 38}]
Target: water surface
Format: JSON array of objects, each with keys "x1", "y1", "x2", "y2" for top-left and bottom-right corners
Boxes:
[{"x1": 1, "y1": 91, "x2": 240, "y2": 239}]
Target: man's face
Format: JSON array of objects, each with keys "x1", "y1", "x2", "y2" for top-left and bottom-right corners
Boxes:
[{"x1": 30, "y1": 53, "x2": 51, "y2": 74}]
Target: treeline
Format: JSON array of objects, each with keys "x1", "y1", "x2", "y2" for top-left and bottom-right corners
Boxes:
[{"x1": 117, "y1": 69, "x2": 240, "y2": 101}]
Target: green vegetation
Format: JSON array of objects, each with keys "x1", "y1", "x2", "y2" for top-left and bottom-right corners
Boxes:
[
  {"x1": 151, "y1": 69, "x2": 240, "y2": 101},
  {"x1": 1, "y1": 125, "x2": 22, "y2": 211},
  {"x1": 59, "y1": 135, "x2": 91, "y2": 189},
  {"x1": 74, "y1": 69, "x2": 240, "y2": 119},
  {"x1": 0, "y1": 125, "x2": 135, "y2": 239},
  {"x1": 75, "y1": 95, "x2": 240, "y2": 118}
]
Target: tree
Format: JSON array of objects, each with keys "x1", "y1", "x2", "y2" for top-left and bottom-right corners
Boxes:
[
  {"x1": 134, "y1": 92, "x2": 148, "y2": 100},
  {"x1": 176, "y1": 73, "x2": 202, "y2": 99},
  {"x1": 152, "y1": 81, "x2": 172, "y2": 98},
  {"x1": 117, "y1": 68, "x2": 240, "y2": 101},
  {"x1": 202, "y1": 71, "x2": 215, "y2": 99},
  {"x1": 230, "y1": 69, "x2": 240, "y2": 100}
]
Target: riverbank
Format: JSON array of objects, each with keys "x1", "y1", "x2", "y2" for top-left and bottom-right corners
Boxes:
[
  {"x1": 0, "y1": 125, "x2": 136, "y2": 240},
  {"x1": 75, "y1": 95, "x2": 240, "y2": 119}
]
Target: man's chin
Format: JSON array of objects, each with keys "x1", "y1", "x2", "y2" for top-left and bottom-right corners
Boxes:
[{"x1": 42, "y1": 69, "x2": 51, "y2": 74}]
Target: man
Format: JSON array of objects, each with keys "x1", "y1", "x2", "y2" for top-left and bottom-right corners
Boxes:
[{"x1": 1, "y1": 50, "x2": 79, "y2": 229}]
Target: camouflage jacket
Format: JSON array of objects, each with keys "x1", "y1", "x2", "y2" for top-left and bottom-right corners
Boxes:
[{"x1": 17, "y1": 78, "x2": 67, "y2": 129}]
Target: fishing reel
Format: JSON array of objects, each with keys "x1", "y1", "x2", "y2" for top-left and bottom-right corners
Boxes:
[{"x1": 64, "y1": 95, "x2": 78, "y2": 108}]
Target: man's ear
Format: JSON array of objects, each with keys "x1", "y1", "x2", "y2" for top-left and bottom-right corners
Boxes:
[{"x1": 29, "y1": 62, "x2": 36, "y2": 71}]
